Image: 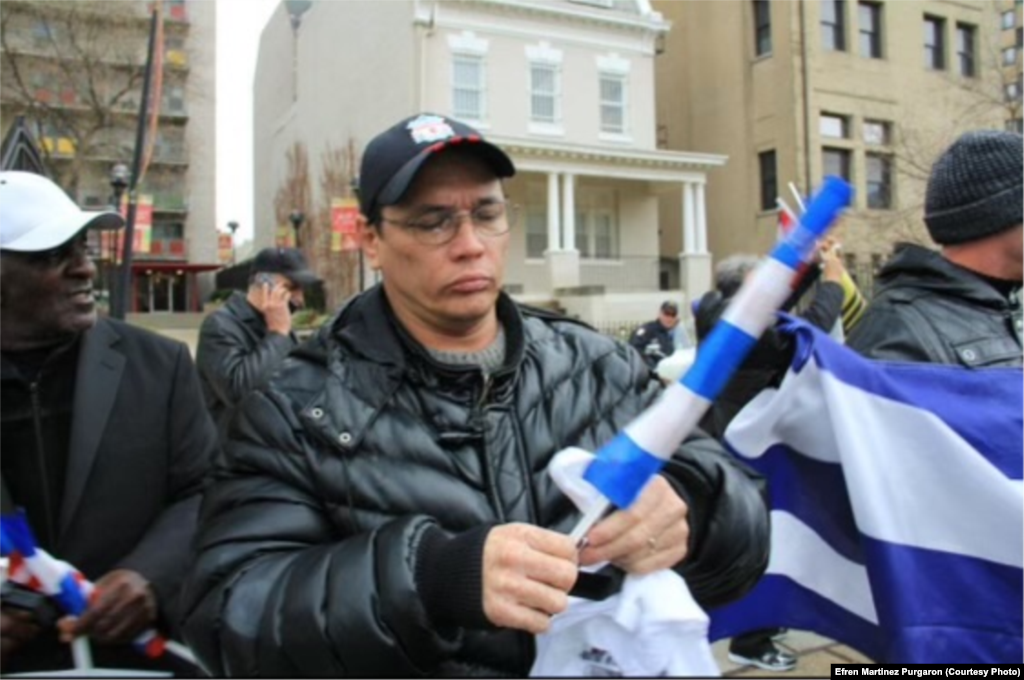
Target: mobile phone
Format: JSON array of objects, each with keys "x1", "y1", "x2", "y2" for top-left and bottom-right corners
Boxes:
[{"x1": 256, "y1": 273, "x2": 274, "y2": 287}]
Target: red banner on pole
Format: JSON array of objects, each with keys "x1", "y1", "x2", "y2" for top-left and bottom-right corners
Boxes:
[
  {"x1": 276, "y1": 224, "x2": 295, "y2": 248},
  {"x1": 133, "y1": 195, "x2": 153, "y2": 254},
  {"x1": 217, "y1": 233, "x2": 233, "y2": 263},
  {"x1": 331, "y1": 198, "x2": 359, "y2": 252}
]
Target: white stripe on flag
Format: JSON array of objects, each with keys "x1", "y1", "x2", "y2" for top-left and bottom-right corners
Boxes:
[
  {"x1": 768, "y1": 510, "x2": 878, "y2": 625},
  {"x1": 728, "y1": 357, "x2": 1024, "y2": 569}
]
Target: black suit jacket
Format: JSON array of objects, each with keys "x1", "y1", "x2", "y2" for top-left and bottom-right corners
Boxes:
[{"x1": 2, "y1": 317, "x2": 217, "y2": 675}]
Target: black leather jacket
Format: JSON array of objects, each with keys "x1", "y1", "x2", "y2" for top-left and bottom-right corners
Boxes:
[
  {"x1": 628, "y1": 319, "x2": 675, "y2": 368},
  {"x1": 196, "y1": 292, "x2": 297, "y2": 442},
  {"x1": 847, "y1": 244, "x2": 1022, "y2": 367},
  {"x1": 181, "y1": 286, "x2": 770, "y2": 677}
]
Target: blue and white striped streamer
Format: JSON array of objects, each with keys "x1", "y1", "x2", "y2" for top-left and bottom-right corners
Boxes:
[{"x1": 582, "y1": 176, "x2": 852, "y2": 510}]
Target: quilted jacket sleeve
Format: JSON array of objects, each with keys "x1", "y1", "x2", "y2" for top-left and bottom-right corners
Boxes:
[{"x1": 179, "y1": 386, "x2": 460, "y2": 677}]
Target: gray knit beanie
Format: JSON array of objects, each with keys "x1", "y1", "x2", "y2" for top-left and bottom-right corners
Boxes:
[{"x1": 924, "y1": 130, "x2": 1023, "y2": 245}]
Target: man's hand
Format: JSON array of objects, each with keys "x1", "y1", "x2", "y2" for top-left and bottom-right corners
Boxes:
[
  {"x1": 578, "y1": 475, "x2": 689, "y2": 575},
  {"x1": 1, "y1": 608, "x2": 42, "y2": 664},
  {"x1": 57, "y1": 570, "x2": 157, "y2": 646},
  {"x1": 482, "y1": 523, "x2": 578, "y2": 635},
  {"x1": 257, "y1": 280, "x2": 293, "y2": 336},
  {"x1": 819, "y1": 238, "x2": 844, "y2": 283}
]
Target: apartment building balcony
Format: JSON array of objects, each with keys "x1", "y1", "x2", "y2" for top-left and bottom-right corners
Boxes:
[
  {"x1": 141, "y1": 237, "x2": 188, "y2": 260},
  {"x1": 2, "y1": 0, "x2": 190, "y2": 28},
  {"x1": 29, "y1": 130, "x2": 190, "y2": 169},
  {"x1": 150, "y1": 193, "x2": 189, "y2": 214}
]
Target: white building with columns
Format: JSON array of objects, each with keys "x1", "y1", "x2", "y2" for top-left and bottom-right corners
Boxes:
[{"x1": 254, "y1": 0, "x2": 725, "y2": 325}]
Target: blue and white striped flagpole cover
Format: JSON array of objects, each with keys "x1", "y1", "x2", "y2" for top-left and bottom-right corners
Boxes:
[{"x1": 582, "y1": 176, "x2": 853, "y2": 510}]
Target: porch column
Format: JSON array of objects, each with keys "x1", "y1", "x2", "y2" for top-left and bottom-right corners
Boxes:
[
  {"x1": 695, "y1": 180, "x2": 708, "y2": 253},
  {"x1": 548, "y1": 172, "x2": 580, "y2": 290},
  {"x1": 546, "y1": 172, "x2": 561, "y2": 252},
  {"x1": 561, "y1": 173, "x2": 576, "y2": 252},
  {"x1": 682, "y1": 181, "x2": 696, "y2": 254},
  {"x1": 678, "y1": 180, "x2": 711, "y2": 300}
]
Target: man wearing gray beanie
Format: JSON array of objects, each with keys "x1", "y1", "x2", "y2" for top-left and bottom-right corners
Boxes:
[{"x1": 848, "y1": 130, "x2": 1022, "y2": 366}]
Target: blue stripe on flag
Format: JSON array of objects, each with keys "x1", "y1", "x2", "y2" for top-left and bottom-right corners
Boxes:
[
  {"x1": 863, "y1": 536, "x2": 1022, "y2": 663},
  {"x1": 710, "y1": 540, "x2": 1023, "y2": 664},
  {"x1": 739, "y1": 443, "x2": 861, "y2": 563},
  {"x1": 682, "y1": 321, "x2": 757, "y2": 400},
  {"x1": 582, "y1": 432, "x2": 665, "y2": 509},
  {"x1": 710, "y1": 574, "x2": 882, "y2": 659}
]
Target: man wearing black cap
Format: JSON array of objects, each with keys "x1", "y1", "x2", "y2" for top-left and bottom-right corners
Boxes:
[
  {"x1": 629, "y1": 300, "x2": 682, "y2": 370},
  {"x1": 196, "y1": 246, "x2": 319, "y2": 442},
  {"x1": 182, "y1": 113, "x2": 770, "y2": 677},
  {"x1": 848, "y1": 130, "x2": 1022, "y2": 366},
  {"x1": 0, "y1": 171, "x2": 214, "y2": 675}
]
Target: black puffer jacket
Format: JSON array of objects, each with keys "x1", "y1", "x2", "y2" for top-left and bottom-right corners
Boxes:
[
  {"x1": 196, "y1": 291, "x2": 298, "y2": 442},
  {"x1": 181, "y1": 286, "x2": 770, "y2": 677},
  {"x1": 847, "y1": 244, "x2": 1022, "y2": 367}
]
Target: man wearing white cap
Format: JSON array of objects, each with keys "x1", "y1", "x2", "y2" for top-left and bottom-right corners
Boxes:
[{"x1": 0, "y1": 171, "x2": 215, "y2": 675}]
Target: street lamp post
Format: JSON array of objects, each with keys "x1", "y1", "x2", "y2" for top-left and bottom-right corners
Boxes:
[
  {"x1": 350, "y1": 177, "x2": 365, "y2": 292},
  {"x1": 107, "y1": 162, "x2": 129, "y2": 312},
  {"x1": 288, "y1": 209, "x2": 304, "y2": 249},
  {"x1": 227, "y1": 220, "x2": 239, "y2": 265}
]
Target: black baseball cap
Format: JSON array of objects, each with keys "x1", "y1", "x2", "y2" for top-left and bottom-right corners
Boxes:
[
  {"x1": 251, "y1": 247, "x2": 319, "y2": 286},
  {"x1": 358, "y1": 113, "x2": 515, "y2": 221},
  {"x1": 660, "y1": 300, "x2": 679, "y2": 316}
]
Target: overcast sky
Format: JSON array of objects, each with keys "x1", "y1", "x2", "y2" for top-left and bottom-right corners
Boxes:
[{"x1": 215, "y1": 0, "x2": 280, "y2": 243}]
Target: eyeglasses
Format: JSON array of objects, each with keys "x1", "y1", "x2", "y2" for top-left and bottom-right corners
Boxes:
[
  {"x1": 3, "y1": 232, "x2": 90, "y2": 268},
  {"x1": 379, "y1": 200, "x2": 519, "y2": 246}
]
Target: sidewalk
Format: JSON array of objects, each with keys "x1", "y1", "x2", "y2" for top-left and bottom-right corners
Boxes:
[{"x1": 713, "y1": 631, "x2": 874, "y2": 677}]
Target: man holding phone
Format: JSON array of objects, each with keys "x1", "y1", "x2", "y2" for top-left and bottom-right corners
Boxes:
[{"x1": 196, "y1": 247, "x2": 319, "y2": 442}]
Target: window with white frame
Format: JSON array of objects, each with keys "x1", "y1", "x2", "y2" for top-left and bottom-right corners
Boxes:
[
  {"x1": 863, "y1": 119, "x2": 891, "y2": 145},
  {"x1": 574, "y1": 188, "x2": 619, "y2": 259},
  {"x1": 530, "y1": 63, "x2": 560, "y2": 124},
  {"x1": 452, "y1": 54, "x2": 485, "y2": 122},
  {"x1": 599, "y1": 73, "x2": 627, "y2": 134},
  {"x1": 448, "y1": 31, "x2": 489, "y2": 124},
  {"x1": 525, "y1": 209, "x2": 547, "y2": 259}
]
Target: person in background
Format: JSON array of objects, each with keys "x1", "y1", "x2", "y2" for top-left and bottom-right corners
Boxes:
[
  {"x1": 0, "y1": 171, "x2": 215, "y2": 676},
  {"x1": 196, "y1": 246, "x2": 319, "y2": 442},
  {"x1": 629, "y1": 300, "x2": 680, "y2": 370},
  {"x1": 694, "y1": 238, "x2": 859, "y2": 672},
  {"x1": 181, "y1": 113, "x2": 771, "y2": 677},
  {"x1": 848, "y1": 129, "x2": 1022, "y2": 366}
]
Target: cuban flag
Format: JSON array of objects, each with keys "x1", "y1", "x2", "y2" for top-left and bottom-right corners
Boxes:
[{"x1": 708, "y1": 318, "x2": 1023, "y2": 663}]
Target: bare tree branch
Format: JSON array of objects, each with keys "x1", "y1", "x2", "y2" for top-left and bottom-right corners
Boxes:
[{"x1": 0, "y1": 0, "x2": 153, "y2": 196}]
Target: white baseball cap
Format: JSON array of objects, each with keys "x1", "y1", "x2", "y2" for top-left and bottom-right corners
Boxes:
[{"x1": 0, "y1": 170, "x2": 124, "y2": 252}]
